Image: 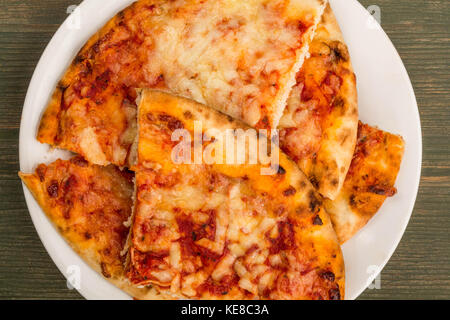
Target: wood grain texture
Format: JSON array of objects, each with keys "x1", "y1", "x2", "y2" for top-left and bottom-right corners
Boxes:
[{"x1": 0, "y1": 0, "x2": 448, "y2": 300}]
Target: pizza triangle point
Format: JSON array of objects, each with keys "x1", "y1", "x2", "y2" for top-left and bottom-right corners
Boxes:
[
  {"x1": 19, "y1": 157, "x2": 175, "y2": 300},
  {"x1": 324, "y1": 122, "x2": 405, "y2": 244}
]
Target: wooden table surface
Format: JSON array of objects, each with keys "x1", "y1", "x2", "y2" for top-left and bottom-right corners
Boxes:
[{"x1": 0, "y1": 0, "x2": 449, "y2": 300}]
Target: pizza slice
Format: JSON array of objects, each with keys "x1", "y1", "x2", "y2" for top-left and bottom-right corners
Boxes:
[
  {"x1": 278, "y1": 4, "x2": 358, "y2": 200},
  {"x1": 324, "y1": 122, "x2": 405, "y2": 244},
  {"x1": 18, "y1": 157, "x2": 173, "y2": 299},
  {"x1": 38, "y1": 0, "x2": 328, "y2": 167},
  {"x1": 127, "y1": 90, "x2": 345, "y2": 300}
]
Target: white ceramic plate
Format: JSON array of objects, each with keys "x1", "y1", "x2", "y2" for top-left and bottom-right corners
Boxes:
[{"x1": 19, "y1": 0, "x2": 421, "y2": 300}]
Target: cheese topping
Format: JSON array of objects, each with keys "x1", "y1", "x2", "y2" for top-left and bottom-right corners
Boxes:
[
  {"x1": 38, "y1": 0, "x2": 327, "y2": 166},
  {"x1": 127, "y1": 90, "x2": 345, "y2": 300}
]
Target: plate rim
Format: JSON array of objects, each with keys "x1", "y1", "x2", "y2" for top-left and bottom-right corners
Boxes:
[{"x1": 337, "y1": 0, "x2": 422, "y2": 299}]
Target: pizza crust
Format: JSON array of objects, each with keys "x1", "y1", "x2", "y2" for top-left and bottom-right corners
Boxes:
[
  {"x1": 324, "y1": 122, "x2": 405, "y2": 243},
  {"x1": 278, "y1": 4, "x2": 358, "y2": 200}
]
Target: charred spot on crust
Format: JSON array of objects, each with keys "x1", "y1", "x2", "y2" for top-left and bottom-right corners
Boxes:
[
  {"x1": 183, "y1": 111, "x2": 193, "y2": 119},
  {"x1": 333, "y1": 96, "x2": 345, "y2": 108},
  {"x1": 320, "y1": 271, "x2": 335, "y2": 282},
  {"x1": 57, "y1": 81, "x2": 69, "y2": 91},
  {"x1": 309, "y1": 175, "x2": 319, "y2": 189},
  {"x1": 100, "y1": 262, "x2": 111, "y2": 278},
  {"x1": 308, "y1": 190, "x2": 322, "y2": 213},
  {"x1": 168, "y1": 118, "x2": 184, "y2": 131},
  {"x1": 283, "y1": 186, "x2": 297, "y2": 197},
  {"x1": 117, "y1": 9, "x2": 125, "y2": 20},
  {"x1": 328, "y1": 286, "x2": 341, "y2": 300},
  {"x1": 329, "y1": 41, "x2": 349, "y2": 63},
  {"x1": 349, "y1": 194, "x2": 357, "y2": 207},
  {"x1": 47, "y1": 180, "x2": 59, "y2": 198},
  {"x1": 368, "y1": 185, "x2": 397, "y2": 196},
  {"x1": 277, "y1": 166, "x2": 286, "y2": 175},
  {"x1": 312, "y1": 215, "x2": 323, "y2": 225},
  {"x1": 158, "y1": 113, "x2": 184, "y2": 131},
  {"x1": 73, "y1": 54, "x2": 84, "y2": 65},
  {"x1": 84, "y1": 232, "x2": 92, "y2": 240},
  {"x1": 36, "y1": 165, "x2": 47, "y2": 182},
  {"x1": 63, "y1": 175, "x2": 78, "y2": 193},
  {"x1": 78, "y1": 60, "x2": 93, "y2": 78},
  {"x1": 90, "y1": 29, "x2": 113, "y2": 56}
]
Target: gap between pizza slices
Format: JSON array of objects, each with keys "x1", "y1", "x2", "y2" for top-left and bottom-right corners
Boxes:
[{"x1": 37, "y1": 0, "x2": 328, "y2": 167}]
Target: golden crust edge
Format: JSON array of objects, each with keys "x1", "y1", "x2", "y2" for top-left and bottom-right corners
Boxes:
[
  {"x1": 310, "y1": 4, "x2": 359, "y2": 200},
  {"x1": 324, "y1": 131, "x2": 405, "y2": 244}
]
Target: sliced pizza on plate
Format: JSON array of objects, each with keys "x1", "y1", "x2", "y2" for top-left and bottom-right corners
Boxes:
[
  {"x1": 278, "y1": 4, "x2": 358, "y2": 200},
  {"x1": 18, "y1": 157, "x2": 173, "y2": 299},
  {"x1": 324, "y1": 122, "x2": 405, "y2": 243},
  {"x1": 127, "y1": 90, "x2": 345, "y2": 300},
  {"x1": 19, "y1": 0, "x2": 408, "y2": 300},
  {"x1": 38, "y1": 0, "x2": 328, "y2": 167}
]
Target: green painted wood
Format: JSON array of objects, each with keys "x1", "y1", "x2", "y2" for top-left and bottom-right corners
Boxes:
[{"x1": 0, "y1": 0, "x2": 448, "y2": 300}]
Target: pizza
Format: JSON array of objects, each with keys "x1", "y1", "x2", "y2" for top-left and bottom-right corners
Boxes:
[
  {"x1": 20, "y1": 157, "x2": 133, "y2": 280},
  {"x1": 127, "y1": 90, "x2": 345, "y2": 299},
  {"x1": 18, "y1": 157, "x2": 174, "y2": 300},
  {"x1": 37, "y1": 0, "x2": 327, "y2": 167},
  {"x1": 324, "y1": 122, "x2": 405, "y2": 243},
  {"x1": 19, "y1": 0, "x2": 409, "y2": 300},
  {"x1": 19, "y1": 158, "x2": 135, "y2": 291},
  {"x1": 278, "y1": 4, "x2": 358, "y2": 200}
]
